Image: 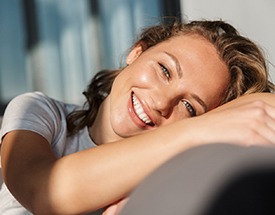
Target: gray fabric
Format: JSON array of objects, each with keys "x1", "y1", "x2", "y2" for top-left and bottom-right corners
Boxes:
[
  {"x1": 119, "y1": 144, "x2": 275, "y2": 215},
  {"x1": 0, "y1": 92, "x2": 96, "y2": 157}
]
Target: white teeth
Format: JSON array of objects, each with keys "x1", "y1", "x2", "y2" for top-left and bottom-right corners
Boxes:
[{"x1": 132, "y1": 94, "x2": 152, "y2": 124}]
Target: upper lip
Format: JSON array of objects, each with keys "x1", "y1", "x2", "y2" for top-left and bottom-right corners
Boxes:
[{"x1": 132, "y1": 92, "x2": 156, "y2": 127}]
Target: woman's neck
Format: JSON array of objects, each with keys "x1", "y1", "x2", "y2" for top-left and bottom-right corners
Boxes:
[{"x1": 89, "y1": 96, "x2": 122, "y2": 145}]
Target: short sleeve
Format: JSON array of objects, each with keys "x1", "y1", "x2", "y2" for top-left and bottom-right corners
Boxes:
[{"x1": 0, "y1": 92, "x2": 64, "y2": 145}]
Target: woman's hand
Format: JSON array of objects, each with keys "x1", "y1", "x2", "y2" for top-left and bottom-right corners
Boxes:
[
  {"x1": 192, "y1": 93, "x2": 275, "y2": 147},
  {"x1": 102, "y1": 198, "x2": 129, "y2": 215}
]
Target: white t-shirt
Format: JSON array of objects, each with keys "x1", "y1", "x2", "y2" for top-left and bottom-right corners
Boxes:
[{"x1": 0, "y1": 92, "x2": 101, "y2": 214}]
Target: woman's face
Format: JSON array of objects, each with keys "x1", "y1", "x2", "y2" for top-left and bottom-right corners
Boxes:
[{"x1": 93, "y1": 35, "x2": 230, "y2": 143}]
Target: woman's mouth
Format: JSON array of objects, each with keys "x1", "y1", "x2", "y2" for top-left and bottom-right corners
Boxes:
[{"x1": 132, "y1": 93, "x2": 154, "y2": 126}]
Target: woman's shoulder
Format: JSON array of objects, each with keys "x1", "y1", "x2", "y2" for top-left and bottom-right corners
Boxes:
[
  {"x1": 0, "y1": 92, "x2": 79, "y2": 145},
  {"x1": 230, "y1": 92, "x2": 275, "y2": 106},
  {"x1": 7, "y1": 91, "x2": 57, "y2": 108},
  {"x1": 10, "y1": 91, "x2": 61, "y2": 105},
  {"x1": 7, "y1": 91, "x2": 79, "y2": 114}
]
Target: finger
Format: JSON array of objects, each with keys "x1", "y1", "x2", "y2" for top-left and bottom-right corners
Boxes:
[
  {"x1": 115, "y1": 198, "x2": 129, "y2": 214},
  {"x1": 256, "y1": 103, "x2": 275, "y2": 144},
  {"x1": 245, "y1": 114, "x2": 275, "y2": 146},
  {"x1": 240, "y1": 101, "x2": 275, "y2": 145},
  {"x1": 265, "y1": 103, "x2": 275, "y2": 119},
  {"x1": 258, "y1": 117, "x2": 275, "y2": 145},
  {"x1": 102, "y1": 204, "x2": 118, "y2": 215}
]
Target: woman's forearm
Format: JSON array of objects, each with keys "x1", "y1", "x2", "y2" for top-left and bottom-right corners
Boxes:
[
  {"x1": 49, "y1": 120, "x2": 197, "y2": 213},
  {"x1": 1, "y1": 120, "x2": 196, "y2": 214}
]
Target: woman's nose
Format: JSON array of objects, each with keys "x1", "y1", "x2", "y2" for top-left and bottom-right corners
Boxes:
[{"x1": 153, "y1": 92, "x2": 177, "y2": 118}]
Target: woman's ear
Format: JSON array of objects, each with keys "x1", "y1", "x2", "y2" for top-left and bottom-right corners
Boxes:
[{"x1": 126, "y1": 44, "x2": 143, "y2": 65}]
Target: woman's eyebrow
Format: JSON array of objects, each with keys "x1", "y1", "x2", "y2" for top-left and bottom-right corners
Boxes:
[
  {"x1": 192, "y1": 93, "x2": 208, "y2": 113},
  {"x1": 163, "y1": 52, "x2": 207, "y2": 113},
  {"x1": 164, "y1": 52, "x2": 182, "y2": 78}
]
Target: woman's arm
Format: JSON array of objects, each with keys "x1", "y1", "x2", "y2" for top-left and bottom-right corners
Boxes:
[
  {"x1": 2, "y1": 93, "x2": 275, "y2": 214},
  {"x1": 197, "y1": 92, "x2": 275, "y2": 146}
]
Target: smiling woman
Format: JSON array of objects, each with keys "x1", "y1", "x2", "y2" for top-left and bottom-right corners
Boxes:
[
  {"x1": 1, "y1": 19, "x2": 275, "y2": 215},
  {"x1": 103, "y1": 34, "x2": 229, "y2": 141}
]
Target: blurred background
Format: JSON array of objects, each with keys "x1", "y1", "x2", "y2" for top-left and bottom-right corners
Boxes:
[{"x1": 0, "y1": 0, "x2": 274, "y2": 115}]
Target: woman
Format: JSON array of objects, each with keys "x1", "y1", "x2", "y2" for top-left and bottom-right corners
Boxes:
[{"x1": 1, "y1": 19, "x2": 275, "y2": 214}]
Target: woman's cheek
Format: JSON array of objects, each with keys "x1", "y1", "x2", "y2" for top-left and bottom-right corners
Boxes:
[{"x1": 137, "y1": 70, "x2": 157, "y2": 85}]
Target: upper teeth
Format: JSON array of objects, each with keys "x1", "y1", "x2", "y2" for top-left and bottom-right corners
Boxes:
[{"x1": 132, "y1": 94, "x2": 152, "y2": 124}]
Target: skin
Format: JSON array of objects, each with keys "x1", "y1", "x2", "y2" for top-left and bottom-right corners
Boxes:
[
  {"x1": 2, "y1": 34, "x2": 275, "y2": 215},
  {"x1": 91, "y1": 35, "x2": 230, "y2": 144}
]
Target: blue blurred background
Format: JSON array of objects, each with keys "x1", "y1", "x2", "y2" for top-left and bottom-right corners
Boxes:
[
  {"x1": 0, "y1": 0, "x2": 180, "y2": 111},
  {"x1": 0, "y1": 0, "x2": 274, "y2": 115},
  {"x1": 0, "y1": 0, "x2": 181, "y2": 114}
]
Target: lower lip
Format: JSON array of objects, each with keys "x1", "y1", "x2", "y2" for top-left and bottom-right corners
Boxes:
[{"x1": 128, "y1": 94, "x2": 147, "y2": 128}]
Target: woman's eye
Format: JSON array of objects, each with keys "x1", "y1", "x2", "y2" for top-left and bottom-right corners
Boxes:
[
  {"x1": 183, "y1": 100, "x2": 196, "y2": 117},
  {"x1": 159, "y1": 64, "x2": 170, "y2": 79}
]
